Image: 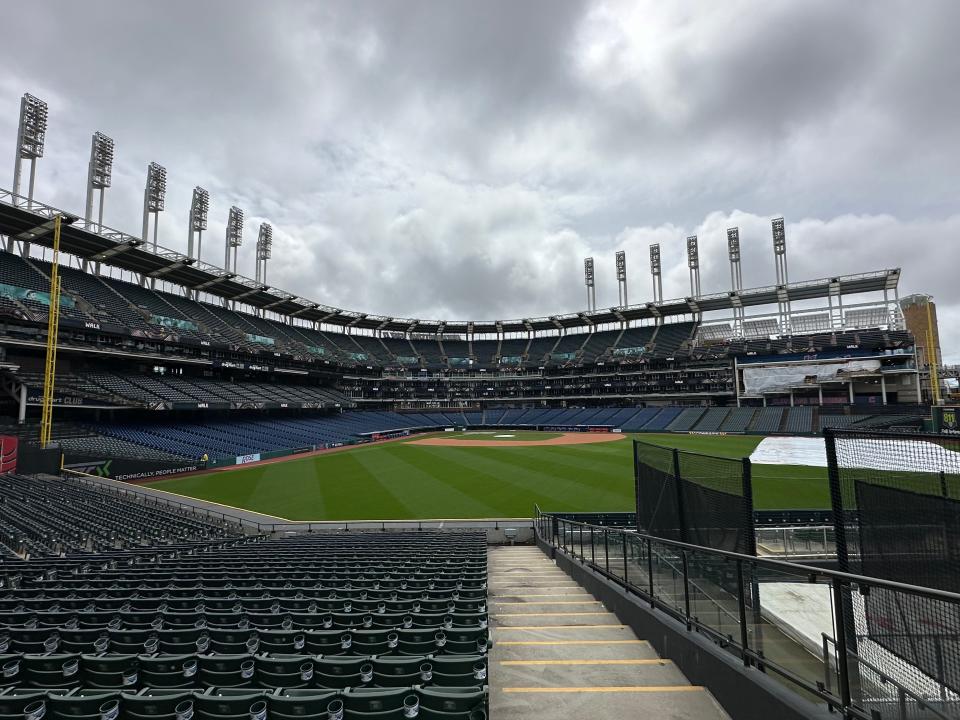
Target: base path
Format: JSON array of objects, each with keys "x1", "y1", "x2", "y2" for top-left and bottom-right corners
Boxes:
[
  {"x1": 488, "y1": 545, "x2": 729, "y2": 720},
  {"x1": 410, "y1": 432, "x2": 627, "y2": 448}
]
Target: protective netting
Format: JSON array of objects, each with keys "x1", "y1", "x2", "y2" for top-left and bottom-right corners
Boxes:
[
  {"x1": 634, "y1": 439, "x2": 755, "y2": 554},
  {"x1": 828, "y1": 429, "x2": 960, "y2": 699}
]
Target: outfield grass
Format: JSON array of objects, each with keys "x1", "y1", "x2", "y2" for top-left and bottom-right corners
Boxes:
[{"x1": 148, "y1": 432, "x2": 831, "y2": 520}]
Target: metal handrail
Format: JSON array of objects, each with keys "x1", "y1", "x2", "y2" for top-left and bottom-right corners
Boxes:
[{"x1": 536, "y1": 508, "x2": 960, "y2": 720}]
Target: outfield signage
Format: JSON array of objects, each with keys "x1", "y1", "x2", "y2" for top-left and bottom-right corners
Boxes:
[
  {"x1": 63, "y1": 457, "x2": 199, "y2": 482},
  {"x1": 236, "y1": 453, "x2": 262, "y2": 465},
  {"x1": 937, "y1": 406, "x2": 960, "y2": 434}
]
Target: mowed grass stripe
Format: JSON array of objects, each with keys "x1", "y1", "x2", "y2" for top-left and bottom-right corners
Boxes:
[{"x1": 150, "y1": 432, "x2": 831, "y2": 520}]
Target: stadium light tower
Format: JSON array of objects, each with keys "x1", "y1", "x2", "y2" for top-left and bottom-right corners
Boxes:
[
  {"x1": 12, "y1": 93, "x2": 47, "y2": 206},
  {"x1": 225, "y1": 206, "x2": 243, "y2": 273},
  {"x1": 772, "y1": 217, "x2": 791, "y2": 332},
  {"x1": 649, "y1": 244, "x2": 662, "y2": 303},
  {"x1": 615, "y1": 250, "x2": 628, "y2": 307},
  {"x1": 727, "y1": 227, "x2": 744, "y2": 336},
  {"x1": 188, "y1": 187, "x2": 209, "y2": 262},
  {"x1": 84, "y1": 132, "x2": 114, "y2": 232},
  {"x1": 583, "y1": 257, "x2": 596, "y2": 312},
  {"x1": 141, "y1": 162, "x2": 166, "y2": 251},
  {"x1": 686, "y1": 235, "x2": 701, "y2": 298},
  {"x1": 255, "y1": 222, "x2": 273, "y2": 285}
]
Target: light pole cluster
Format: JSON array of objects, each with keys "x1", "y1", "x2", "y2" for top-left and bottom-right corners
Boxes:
[{"x1": 8, "y1": 92, "x2": 275, "y2": 283}]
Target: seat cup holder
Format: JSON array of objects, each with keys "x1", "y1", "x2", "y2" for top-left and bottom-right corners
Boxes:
[
  {"x1": 327, "y1": 699, "x2": 344, "y2": 720},
  {"x1": 174, "y1": 700, "x2": 194, "y2": 720},
  {"x1": 24, "y1": 700, "x2": 45, "y2": 720},
  {"x1": 99, "y1": 699, "x2": 120, "y2": 720}
]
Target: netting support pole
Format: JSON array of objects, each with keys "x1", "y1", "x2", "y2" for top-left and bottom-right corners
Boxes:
[
  {"x1": 672, "y1": 448, "x2": 688, "y2": 543},
  {"x1": 741, "y1": 456, "x2": 756, "y2": 557},
  {"x1": 633, "y1": 439, "x2": 641, "y2": 532},
  {"x1": 831, "y1": 576, "x2": 853, "y2": 712},
  {"x1": 824, "y1": 429, "x2": 849, "y2": 573},
  {"x1": 824, "y1": 428, "x2": 858, "y2": 659}
]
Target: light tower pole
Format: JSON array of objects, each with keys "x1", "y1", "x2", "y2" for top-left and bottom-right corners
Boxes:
[
  {"x1": 225, "y1": 205, "x2": 244, "y2": 274},
  {"x1": 188, "y1": 186, "x2": 209, "y2": 262},
  {"x1": 772, "y1": 217, "x2": 791, "y2": 333},
  {"x1": 84, "y1": 131, "x2": 114, "y2": 232},
  {"x1": 11, "y1": 93, "x2": 48, "y2": 254},
  {"x1": 727, "y1": 227, "x2": 744, "y2": 336},
  {"x1": 142, "y1": 162, "x2": 166, "y2": 251},
  {"x1": 649, "y1": 244, "x2": 662, "y2": 303},
  {"x1": 615, "y1": 250, "x2": 628, "y2": 307},
  {"x1": 686, "y1": 235, "x2": 701, "y2": 298},
  {"x1": 255, "y1": 222, "x2": 272, "y2": 285},
  {"x1": 583, "y1": 257, "x2": 596, "y2": 312}
]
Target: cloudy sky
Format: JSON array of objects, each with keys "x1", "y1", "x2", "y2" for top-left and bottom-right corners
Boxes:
[{"x1": 1, "y1": 1, "x2": 958, "y2": 358}]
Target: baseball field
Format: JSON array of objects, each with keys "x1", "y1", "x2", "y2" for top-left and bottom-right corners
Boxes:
[{"x1": 146, "y1": 431, "x2": 830, "y2": 521}]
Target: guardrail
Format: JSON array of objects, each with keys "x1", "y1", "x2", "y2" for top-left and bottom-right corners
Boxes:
[{"x1": 535, "y1": 508, "x2": 960, "y2": 720}]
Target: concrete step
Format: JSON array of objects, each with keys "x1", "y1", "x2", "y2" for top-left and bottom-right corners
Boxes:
[
  {"x1": 495, "y1": 658, "x2": 688, "y2": 688},
  {"x1": 491, "y1": 685, "x2": 729, "y2": 720},
  {"x1": 488, "y1": 544, "x2": 730, "y2": 720}
]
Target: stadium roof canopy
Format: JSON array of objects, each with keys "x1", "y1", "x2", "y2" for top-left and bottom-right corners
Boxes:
[{"x1": 0, "y1": 189, "x2": 900, "y2": 335}]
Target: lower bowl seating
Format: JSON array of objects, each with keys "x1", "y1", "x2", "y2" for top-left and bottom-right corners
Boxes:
[{"x1": 0, "y1": 531, "x2": 488, "y2": 718}]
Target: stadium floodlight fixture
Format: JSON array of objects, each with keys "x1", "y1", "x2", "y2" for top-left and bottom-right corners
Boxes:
[
  {"x1": 16, "y1": 93, "x2": 47, "y2": 160},
  {"x1": 191, "y1": 187, "x2": 209, "y2": 232},
  {"x1": 13, "y1": 93, "x2": 48, "y2": 210},
  {"x1": 772, "y1": 216, "x2": 788, "y2": 286},
  {"x1": 84, "y1": 131, "x2": 115, "y2": 232},
  {"x1": 145, "y1": 162, "x2": 166, "y2": 212},
  {"x1": 257, "y1": 222, "x2": 273, "y2": 260},
  {"x1": 88, "y1": 132, "x2": 114, "y2": 189}
]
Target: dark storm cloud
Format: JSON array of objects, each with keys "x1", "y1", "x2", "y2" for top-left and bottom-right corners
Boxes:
[{"x1": 0, "y1": 1, "x2": 958, "y2": 358}]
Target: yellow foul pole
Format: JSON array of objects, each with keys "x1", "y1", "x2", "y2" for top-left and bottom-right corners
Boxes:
[{"x1": 39, "y1": 215, "x2": 63, "y2": 448}]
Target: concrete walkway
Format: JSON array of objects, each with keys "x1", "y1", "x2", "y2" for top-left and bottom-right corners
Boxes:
[{"x1": 488, "y1": 545, "x2": 729, "y2": 720}]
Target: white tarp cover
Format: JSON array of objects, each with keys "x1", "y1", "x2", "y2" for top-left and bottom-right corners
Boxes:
[
  {"x1": 742, "y1": 359, "x2": 881, "y2": 395},
  {"x1": 750, "y1": 436, "x2": 828, "y2": 467},
  {"x1": 750, "y1": 435, "x2": 960, "y2": 473}
]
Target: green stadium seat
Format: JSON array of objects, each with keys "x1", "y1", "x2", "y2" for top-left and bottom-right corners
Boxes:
[
  {"x1": 254, "y1": 654, "x2": 315, "y2": 689},
  {"x1": 430, "y1": 656, "x2": 486, "y2": 685},
  {"x1": 21, "y1": 654, "x2": 82, "y2": 689},
  {"x1": 417, "y1": 687, "x2": 487, "y2": 720},
  {"x1": 268, "y1": 689, "x2": 340, "y2": 720},
  {"x1": 48, "y1": 691, "x2": 122, "y2": 719},
  {"x1": 139, "y1": 653, "x2": 198, "y2": 688},
  {"x1": 194, "y1": 690, "x2": 268, "y2": 720},
  {"x1": 315, "y1": 657, "x2": 373, "y2": 689},
  {"x1": 352, "y1": 629, "x2": 399, "y2": 655},
  {"x1": 198, "y1": 655, "x2": 256, "y2": 688},
  {"x1": 371, "y1": 656, "x2": 432, "y2": 687},
  {"x1": 82, "y1": 653, "x2": 140, "y2": 689},
  {"x1": 343, "y1": 687, "x2": 417, "y2": 720},
  {"x1": 121, "y1": 689, "x2": 196, "y2": 720}
]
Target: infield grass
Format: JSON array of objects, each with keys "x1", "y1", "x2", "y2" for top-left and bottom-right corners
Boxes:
[{"x1": 147, "y1": 431, "x2": 831, "y2": 520}]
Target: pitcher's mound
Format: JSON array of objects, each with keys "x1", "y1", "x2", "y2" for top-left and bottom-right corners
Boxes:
[{"x1": 408, "y1": 432, "x2": 627, "y2": 448}]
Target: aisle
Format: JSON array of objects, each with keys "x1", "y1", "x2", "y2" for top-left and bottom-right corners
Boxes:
[{"x1": 487, "y1": 545, "x2": 729, "y2": 719}]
